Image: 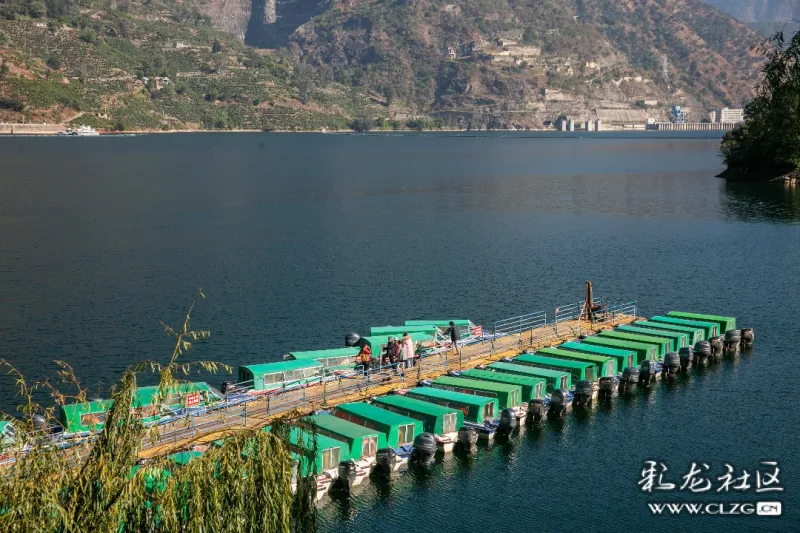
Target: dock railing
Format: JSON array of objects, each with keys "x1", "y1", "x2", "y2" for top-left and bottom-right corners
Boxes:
[{"x1": 146, "y1": 298, "x2": 636, "y2": 450}]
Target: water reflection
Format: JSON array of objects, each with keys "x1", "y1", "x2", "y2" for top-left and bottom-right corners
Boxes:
[{"x1": 721, "y1": 181, "x2": 800, "y2": 223}]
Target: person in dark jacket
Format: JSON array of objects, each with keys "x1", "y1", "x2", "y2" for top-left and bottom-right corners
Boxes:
[
  {"x1": 447, "y1": 321, "x2": 460, "y2": 356},
  {"x1": 383, "y1": 336, "x2": 399, "y2": 371}
]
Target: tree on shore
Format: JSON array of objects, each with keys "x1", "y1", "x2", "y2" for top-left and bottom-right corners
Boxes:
[
  {"x1": 720, "y1": 30, "x2": 800, "y2": 179},
  {"x1": 0, "y1": 291, "x2": 316, "y2": 532}
]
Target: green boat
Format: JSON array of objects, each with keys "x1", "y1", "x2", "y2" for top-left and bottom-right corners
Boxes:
[
  {"x1": 535, "y1": 347, "x2": 617, "y2": 377},
  {"x1": 405, "y1": 387, "x2": 499, "y2": 424},
  {"x1": 486, "y1": 361, "x2": 571, "y2": 391},
  {"x1": 581, "y1": 336, "x2": 657, "y2": 362},
  {"x1": 283, "y1": 347, "x2": 359, "y2": 373},
  {"x1": 597, "y1": 331, "x2": 671, "y2": 358},
  {"x1": 404, "y1": 319, "x2": 474, "y2": 339},
  {"x1": 513, "y1": 353, "x2": 596, "y2": 382},
  {"x1": 288, "y1": 427, "x2": 350, "y2": 475},
  {"x1": 238, "y1": 360, "x2": 325, "y2": 392},
  {"x1": 559, "y1": 341, "x2": 638, "y2": 369},
  {"x1": 649, "y1": 315, "x2": 719, "y2": 339},
  {"x1": 633, "y1": 320, "x2": 704, "y2": 344},
  {"x1": 459, "y1": 369, "x2": 545, "y2": 401},
  {"x1": 371, "y1": 395, "x2": 462, "y2": 440},
  {"x1": 667, "y1": 311, "x2": 736, "y2": 333},
  {"x1": 331, "y1": 402, "x2": 423, "y2": 448},
  {"x1": 304, "y1": 414, "x2": 385, "y2": 463},
  {"x1": 615, "y1": 325, "x2": 688, "y2": 351},
  {"x1": 57, "y1": 382, "x2": 219, "y2": 435},
  {"x1": 167, "y1": 450, "x2": 204, "y2": 467},
  {"x1": 431, "y1": 376, "x2": 523, "y2": 409},
  {"x1": 0, "y1": 420, "x2": 17, "y2": 450}
]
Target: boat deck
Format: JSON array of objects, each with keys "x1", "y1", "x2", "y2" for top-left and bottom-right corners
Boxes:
[{"x1": 139, "y1": 315, "x2": 638, "y2": 459}]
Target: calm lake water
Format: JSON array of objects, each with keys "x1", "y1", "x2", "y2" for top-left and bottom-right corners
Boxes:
[{"x1": 0, "y1": 132, "x2": 798, "y2": 531}]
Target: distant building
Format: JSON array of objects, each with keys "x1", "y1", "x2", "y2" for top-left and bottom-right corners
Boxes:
[
  {"x1": 441, "y1": 46, "x2": 457, "y2": 59},
  {"x1": 496, "y1": 39, "x2": 517, "y2": 47},
  {"x1": 717, "y1": 107, "x2": 744, "y2": 123},
  {"x1": 670, "y1": 105, "x2": 687, "y2": 124},
  {"x1": 585, "y1": 120, "x2": 594, "y2": 131},
  {"x1": 595, "y1": 119, "x2": 602, "y2": 131}
]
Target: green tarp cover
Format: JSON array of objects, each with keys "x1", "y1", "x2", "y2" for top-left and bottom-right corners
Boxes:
[
  {"x1": 667, "y1": 311, "x2": 736, "y2": 333},
  {"x1": 405, "y1": 320, "x2": 471, "y2": 327},
  {"x1": 581, "y1": 336, "x2": 657, "y2": 361},
  {"x1": 432, "y1": 376, "x2": 522, "y2": 408},
  {"x1": 536, "y1": 347, "x2": 617, "y2": 377},
  {"x1": 289, "y1": 427, "x2": 350, "y2": 475},
  {"x1": 370, "y1": 325, "x2": 441, "y2": 337},
  {"x1": 514, "y1": 353, "x2": 594, "y2": 381},
  {"x1": 633, "y1": 321, "x2": 704, "y2": 343},
  {"x1": 649, "y1": 316, "x2": 719, "y2": 339},
  {"x1": 304, "y1": 414, "x2": 386, "y2": 460},
  {"x1": 286, "y1": 347, "x2": 359, "y2": 360},
  {"x1": 371, "y1": 395, "x2": 464, "y2": 435},
  {"x1": 597, "y1": 331, "x2": 670, "y2": 358},
  {"x1": 332, "y1": 403, "x2": 422, "y2": 447},
  {"x1": 459, "y1": 369, "x2": 545, "y2": 401},
  {"x1": 168, "y1": 450, "x2": 204, "y2": 466},
  {"x1": 559, "y1": 341, "x2": 638, "y2": 369},
  {"x1": 406, "y1": 388, "x2": 499, "y2": 423},
  {"x1": 616, "y1": 325, "x2": 688, "y2": 351},
  {"x1": 486, "y1": 362, "x2": 572, "y2": 391},
  {"x1": 333, "y1": 403, "x2": 423, "y2": 432}
]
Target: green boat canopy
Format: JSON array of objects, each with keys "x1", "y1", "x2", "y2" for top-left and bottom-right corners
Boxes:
[
  {"x1": 285, "y1": 347, "x2": 358, "y2": 361},
  {"x1": 405, "y1": 319, "x2": 471, "y2": 327},
  {"x1": 486, "y1": 361, "x2": 571, "y2": 391},
  {"x1": 597, "y1": 331, "x2": 670, "y2": 358},
  {"x1": 304, "y1": 414, "x2": 385, "y2": 461},
  {"x1": 514, "y1": 353, "x2": 596, "y2": 382},
  {"x1": 371, "y1": 395, "x2": 463, "y2": 435},
  {"x1": 649, "y1": 316, "x2": 719, "y2": 339},
  {"x1": 615, "y1": 325, "x2": 688, "y2": 351},
  {"x1": 633, "y1": 321, "x2": 704, "y2": 344},
  {"x1": 667, "y1": 311, "x2": 736, "y2": 333},
  {"x1": 536, "y1": 347, "x2": 617, "y2": 377},
  {"x1": 559, "y1": 341, "x2": 638, "y2": 369},
  {"x1": 239, "y1": 360, "x2": 324, "y2": 391},
  {"x1": 133, "y1": 382, "x2": 217, "y2": 410},
  {"x1": 581, "y1": 336, "x2": 657, "y2": 362},
  {"x1": 58, "y1": 399, "x2": 114, "y2": 434},
  {"x1": 332, "y1": 402, "x2": 423, "y2": 448},
  {"x1": 406, "y1": 388, "x2": 499, "y2": 423},
  {"x1": 431, "y1": 376, "x2": 523, "y2": 409},
  {"x1": 370, "y1": 325, "x2": 441, "y2": 337},
  {"x1": 289, "y1": 427, "x2": 350, "y2": 475},
  {"x1": 167, "y1": 450, "x2": 204, "y2": 466},
  {"x1": 459, "y1": 369, "x2": 545, "y2": 401}
]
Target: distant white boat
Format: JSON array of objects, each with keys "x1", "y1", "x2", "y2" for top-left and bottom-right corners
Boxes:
[{"x1": 56, "y1": 125, "x2": 100, "y2": 137}]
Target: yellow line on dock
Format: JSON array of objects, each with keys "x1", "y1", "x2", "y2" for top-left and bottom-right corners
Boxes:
[{"x1": 138, "y1": 315, "x2": 639, "y2": 459}]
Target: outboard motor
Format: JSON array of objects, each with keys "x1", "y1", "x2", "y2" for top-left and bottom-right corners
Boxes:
[
  {"x1": 411, "y1": 433, "x2": 437, "y2": 463},
  {"x1": 548, "y1": 389, "x2": 568, "y2": 418},
  {"x1": 724, "y1": 329, "x2": 741, "y2": 354},
  {"x1": 337, "y1": 460, "x2": 358, "y2": 492},
  {"x1": 640, "y1": 359, "x2": 657, "y2": 385},
  {"x1": 740, "y1": 328, "x2": 755, "y2": 348},
  {"x1": 663, "y1": 352, "x2": 680, "y2": 378},
  {"x1": 526, "y1": 399, "x2": 547, "y2": 426},
  {"x1": 573, "y1": 380, "x2": 594, "y2": 408},
  {"x1": 376, "y1": 447, "x2": 397, "y2": 474},
  {"x1": 447, "y1": 370, "x2": 461, "y2": 377},
  {"x1": 598, "y1": 377, "x2": 615, "y2": 401},
  {"x1": 344, "y1": 332, "x2": 361, "y2": 347},
  {"x1": 457, "y1": 427, "x2": 478, "y2": 451},
  {"x1": 32, "y1": 413, "x2": 48, "y2": 432},
  {"x1": 679, "y1": 347, "x2": 694, "y2": 372},
  {"x1": 220, "y1": 381, "x2": 235, "y2": 395},
  {"x1": 694, "y1": 341, "x2": 712, "y2": 366},
  {"x1": 497, "y1": 408, "x2": 518, "y2": 436},
  {"x1": 708, "y1": 336, "x2": 724, "y2": 359},
  {"x1": 618, "y1": 367, "x2": 640, "y2": 395}
]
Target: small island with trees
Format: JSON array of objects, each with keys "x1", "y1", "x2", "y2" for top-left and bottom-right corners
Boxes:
[{"x1": 719, "y1": 29, "x2": 800, "y2": 183}]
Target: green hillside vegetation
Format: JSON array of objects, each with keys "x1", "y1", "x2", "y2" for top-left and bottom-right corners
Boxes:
[{"x1": 0, "y1": 0, "x2": 394, "y2": 130}]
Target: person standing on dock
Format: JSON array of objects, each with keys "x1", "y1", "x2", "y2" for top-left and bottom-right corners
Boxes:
[
  {"x1": 447, "y1": 321, "x2": 460, "y2": 356},
  {"x1": 358, "y1": 343, "x2": 373, "y2": 377},
  {"x1": 399, "y1": 332, "x2": 414, "y2": 369},
  {"x1": 384, "y1": 336, "x2": 399, "y2": 372}
]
